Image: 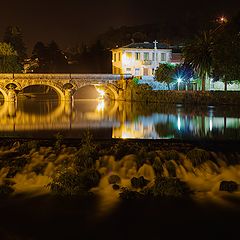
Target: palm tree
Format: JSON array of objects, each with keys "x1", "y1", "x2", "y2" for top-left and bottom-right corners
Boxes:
[{"x1": 183, "y1": 31, "x2": 214, "y2": 91}]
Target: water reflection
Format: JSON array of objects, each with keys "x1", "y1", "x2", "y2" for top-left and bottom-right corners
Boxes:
[{"x1": 0, "y1": 98, "x2": 240, "y2": 140}]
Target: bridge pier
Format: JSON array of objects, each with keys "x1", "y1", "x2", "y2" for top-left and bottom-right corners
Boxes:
[
  {"x1": 63, "y1": 89, "x2": 73, "y2": 101},
  {"x1": 7, "y1": 89, "x2": 17, "y2": 102}
]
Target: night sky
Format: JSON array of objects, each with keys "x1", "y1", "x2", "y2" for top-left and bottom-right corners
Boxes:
[{"x1": 1, "y1": 0, "x2": 239, "y2": 52}]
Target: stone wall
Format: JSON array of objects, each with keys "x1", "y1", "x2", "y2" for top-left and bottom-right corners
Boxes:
[{"x1": 125, "y1": 81, "x2": 240, "y2": 105}]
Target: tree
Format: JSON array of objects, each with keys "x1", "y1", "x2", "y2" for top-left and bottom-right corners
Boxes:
[
  {"x1": 3, "y1": 26, "x2": 27, "y2": 62},
  {"x1": 155, "y1": 63, "x2": 176, "y2": 90},
  {"x1": 31, "y1": 41, "x2": 68, "y2": 72},
  {"x1": 183, "y1": 31, "x2": 214, "y2": 91},
  {"x1": 212, "y1": 13, "x2": 240, "y2": 91},
  {"x1": 0, "y1": 42, "x2": 21, "y2": 73}
]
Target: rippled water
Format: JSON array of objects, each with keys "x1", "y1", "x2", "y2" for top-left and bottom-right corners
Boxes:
[{"x1": 0, "y1": 97, "x2": 240, "y2": 139}]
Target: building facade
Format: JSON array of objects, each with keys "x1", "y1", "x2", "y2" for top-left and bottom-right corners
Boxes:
[{"x1": 111, "y1": 41, "x2": 182, "y2": 77}]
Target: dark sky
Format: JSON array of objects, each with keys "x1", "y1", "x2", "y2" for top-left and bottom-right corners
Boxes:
[{"x1": 1, "y1": 0, "x2": 239, "y2": 53}]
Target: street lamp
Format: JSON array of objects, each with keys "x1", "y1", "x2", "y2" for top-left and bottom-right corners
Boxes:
[{"x1": 177, "y1": 78, "x2": 182, "y2": 91}]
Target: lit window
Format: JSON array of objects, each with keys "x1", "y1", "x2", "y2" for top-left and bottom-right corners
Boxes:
[
  {"x1": 118, "y1": 52, "x2": 121, "y2": 61},
  {"x1": 135, "y1": 52, "x2": 140, "y2": 60},
  {"x1": 126, "y1": 52, "x2": 132, "y2": 58},
  {"x1": 152, "y1": 52, "x2": 155, "y2": 61},
  {"x1": 114, "y1": 53, "x2": 117, "y2": 62}
]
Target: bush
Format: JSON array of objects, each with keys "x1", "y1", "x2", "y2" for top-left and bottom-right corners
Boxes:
[
  {"x1": 186, "y1": 148, "x2": 210, "y2": 167},
  {"x1": 108, "y1": 174, "x2": 121, "y2": 184},
  {"x1": 153, "y1": 177, "x2": 191, "y2": 198},
  {"x1": 131, "y1": 176, "x2": 149, "y2": 189},
  {"x1": 17, "y1": 141, "x2": 39, "y2": 154},
  {"x1": 49, "y1": 169, "x2": 101, "y2": 196},
  {"x1": 119, "y1": 187, "x2": 143, "y2": 200},
  {"x1": 219, "y1": 181, "x2": 238, "y2": 192}
]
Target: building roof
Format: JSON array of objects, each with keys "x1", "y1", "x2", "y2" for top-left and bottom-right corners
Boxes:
[{"x1": 118, "y1": 42, "x2": 170, "y2": 50}]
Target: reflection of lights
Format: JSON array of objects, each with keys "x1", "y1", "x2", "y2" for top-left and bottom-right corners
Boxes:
[
  {"x1": 96, "y1": 100, "x2": 105, "y2": 112},
  {"x1": 177, "y1": 115, "x2": 181, "y2": 131},
  {"x1": 96, "y1": 88, "x2": 105, "y2": 99},
  {"x1": 210, "y1": 118, "x2": 213, "y2": 132}
]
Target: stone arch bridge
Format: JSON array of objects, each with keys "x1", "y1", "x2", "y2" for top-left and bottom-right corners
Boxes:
[{"x1": 0, "y1": 73, "x2": 132, "y2": 102}]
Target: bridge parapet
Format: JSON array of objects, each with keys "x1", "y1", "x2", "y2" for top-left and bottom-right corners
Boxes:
[{"x1": 0, "y1": 73, "x2": 132, "y2": 81}]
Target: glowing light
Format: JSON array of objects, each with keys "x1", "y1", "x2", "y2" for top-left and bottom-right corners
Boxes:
[
  {"x1": 177, "y1": 115, "x2": 181, "y2": 131},
  {"x1": 96, "y1": 100, "x2": 105, "y2": 112},
  {"x1": 96, "y1": 88, "x2": 105, "y2": 99},
  {"x1": 210, "y1": 118, "x2": 213, "y2": 132}
]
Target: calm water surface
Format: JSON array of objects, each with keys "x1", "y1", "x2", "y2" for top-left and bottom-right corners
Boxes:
[{"x1": 0, "y1": 98, "x2": 240, "y2": 140}]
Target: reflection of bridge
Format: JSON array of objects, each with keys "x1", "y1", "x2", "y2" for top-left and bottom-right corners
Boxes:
[{"x1": 0, "y1": 73, "x2": 131, "y2": 102}]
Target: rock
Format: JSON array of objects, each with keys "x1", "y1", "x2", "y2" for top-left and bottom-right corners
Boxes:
[
  {"x1": 108, "y1": 174, "x2": 121, "y2": 184},
  {"x1": 112, "y1": 184, "x2": 120, "y2": 190},
  {"x1": 219, "y1": 181, "x2": 238, "y2": 192}
]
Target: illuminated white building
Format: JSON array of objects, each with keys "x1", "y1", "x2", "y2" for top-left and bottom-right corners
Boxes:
[{"x1": 111, "y1": 41, "x2": 182, "y2": 77}]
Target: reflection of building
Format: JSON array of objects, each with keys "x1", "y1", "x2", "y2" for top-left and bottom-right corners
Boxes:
[{"x1": 111, "y1": 41, "x2": 183, "y2": 77}]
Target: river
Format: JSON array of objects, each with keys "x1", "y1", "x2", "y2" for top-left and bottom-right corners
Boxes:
[{"x1": 0, "y1": 97, "x2": 240, "y2": 140}]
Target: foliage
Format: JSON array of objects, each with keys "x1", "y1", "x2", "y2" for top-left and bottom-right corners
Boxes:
[
  {"x1": 31, "y1": 41, "x2": 68, "y2": 73},
  {"x1": 155, "y1": 63, "x2": 176, "y2": 90},
  {"x1": 17, "y1": 140, "x2": 39, "y2": 154},
  {"x1": 212, "y1": 13, "x2": 240, "y2": 90},
  {"x1": 183, "y1": 31, "x2": 214, "y2": 91},
  {"x1": 119, "y1": 187, "x2": 143, "y2": 200},
  {"x1": 54, "y1": 133, "x2": 64, "y2": 152},
  {"x1": 131, "y1": 176, "x2": 149, "y2": 189},
  {"x1": 186, "y1": 148, "x2": 210, "y2": 167},
  {"x1": 3, "y1": 26, "x2": 27, "y2": 62},
  {"x1": 0, "y1": 42, "x2": 22, "y2": 72},
  {"x1": 153, "y1": 177, "x2": 190, "y2": 198},
  {"x1": 49, "y1": 169, "x2": 101, "y2": 196}
]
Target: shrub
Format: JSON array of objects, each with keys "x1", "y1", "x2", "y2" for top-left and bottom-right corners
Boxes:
[
  {"x1": 108, "y1": 174, "x2": 121, "y2": 184},
  {"x1": 119, "y1": 187, "x2": 143, "y2": 200},
  {"x1": 49, "y1": 169, "x2": 101, "y2": 196},
  {"x1": 186, "y1": 148, "x2": 210, "y2": 167},
  {"x1": 17, "y1": 140, "x2": 39, "y2": 154},
  {"x1": 153, "y1": 177, "x2": 191, "y2": 198},
  {"x1": 131, "y1": 176, "x2": 149, "y2": 189}
]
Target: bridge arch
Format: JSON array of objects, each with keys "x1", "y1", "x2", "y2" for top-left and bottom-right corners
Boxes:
[
  {"x1": 20, "y1": 83, "x2": 65, "y2": 100},
  {"x1": 72, "y1": 83, "x2": 119, "y2": 100}
]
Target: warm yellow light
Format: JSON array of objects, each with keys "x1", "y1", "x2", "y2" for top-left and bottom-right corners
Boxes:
[
  {"x1": 96, "y1": 100, "x2": 105, "y2": 112},
  {"x1": 96, "y1": 88, "x2": 105, "y2": 99}
]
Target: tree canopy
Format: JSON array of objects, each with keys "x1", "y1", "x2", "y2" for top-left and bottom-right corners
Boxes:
[
  {"x1": 0, "y1": 42, "x2": 22, "y2": 73},
  {"x1": 155, "y1": 63, "x2": 176, "y2": 90},
  {"x1": 3, "y1": 26, "x2": 27, "y2": 62}
]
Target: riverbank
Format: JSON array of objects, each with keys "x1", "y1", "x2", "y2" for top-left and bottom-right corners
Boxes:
[
  {"x1": 0, "y1": 137, "x2": 240, "y2": 239},
  {"x1": 125, "y1": 81, "x2": 240, "y2": 105}
]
